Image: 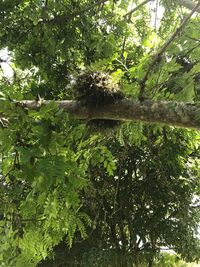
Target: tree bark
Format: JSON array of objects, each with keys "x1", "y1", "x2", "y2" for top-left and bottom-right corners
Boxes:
[{"x1": 16, "y1": 99, "x2": 200, "y2": 130}]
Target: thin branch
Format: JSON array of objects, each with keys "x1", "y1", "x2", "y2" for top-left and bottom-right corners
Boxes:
[
  {"x1": 177, "y1": 0, "x2": 200, "y2": 13},
  {"x1": 185, "y1": 34, "x2": 200, "y2": 42},
  {"x1": 139, "y1": 0, "x2": 200, "y2": 101},
  {"x1": 158, "y1": 2, "x2": 200, "y2": 56},
  {"x1": 185, "y1": 43, "x2": 200, "y2": 56},
  {"x1": 115, "y1": 58, "x2": 129, "y2": 71},
  {"x1": 123, "y1": 0, "x2": 151, "y2": 17},
  {"x1": 121, "y1": 36, "x2": 127, "y2": 59},
  {"x1": 121, "y1": 0, "x2": 149, "y2": 60},
  {"x1": 152, "y1": 67, "x2": 163, "y2": 97},
  {"x1": 121, "y1": 4, "x2": 133, "y2": 59}
]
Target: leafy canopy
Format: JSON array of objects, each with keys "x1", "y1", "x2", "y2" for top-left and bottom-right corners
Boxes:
[{"x1": 0, "y1": 0, "x2": 200, "y2": 266}]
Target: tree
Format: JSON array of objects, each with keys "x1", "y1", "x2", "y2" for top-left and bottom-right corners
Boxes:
[
  {"x1": 0, "y1": 0, "x2": 200, "y2": 266},
  {"x1": 39, "y1": 127, "x2": 200, "y2": 267}
]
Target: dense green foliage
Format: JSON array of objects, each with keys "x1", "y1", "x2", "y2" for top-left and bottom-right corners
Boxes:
[{"x1": 0, "y1": 0, "x2": 200, "y2": 266}]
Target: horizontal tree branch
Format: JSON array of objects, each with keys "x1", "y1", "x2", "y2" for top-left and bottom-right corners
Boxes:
[{"x1": 17, "y1": 99, "x2": 200, "y2": 130}]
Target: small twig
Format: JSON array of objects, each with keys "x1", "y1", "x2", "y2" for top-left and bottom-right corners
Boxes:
[
  {"x1": 185, "y1": 34, "x2": 200, "y2": 42},
  {"x1": 139, "y1": 0, "x2": 200, "y2": 101},
  {"x1": 152, "y1": 67, "x2": 163, "y2": 97},
  {"x1": 123, "y1": 0, "x2": 151, "y2": 18},
  {"x1": 185, "y1": 43, "x2": 200, "y2": 56},
  {"x1": 115, "y1": 58, "x2": 129, "y2": 71},
  {"x1": 121, "y1": 5, "x2": 133, "y2": 59},
  {"x1": 121, "y1": 36, "x2": 128, "y2": 59},
  {"x1": 121, "y1": 0, "x2": 147, "y2": 60}
]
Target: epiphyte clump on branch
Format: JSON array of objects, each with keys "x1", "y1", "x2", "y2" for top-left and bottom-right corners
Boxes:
[
  {"x1": 74, "y1": 71, "x2": 124, "y2": 131},
  {"x1": 75, "y1": 71, "x2": 124, "y2": 105}
]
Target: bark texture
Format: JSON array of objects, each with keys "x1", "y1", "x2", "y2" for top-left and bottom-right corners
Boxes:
[{"x1": 18, "y1": 99, "x2": 200, "y2": 130}]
